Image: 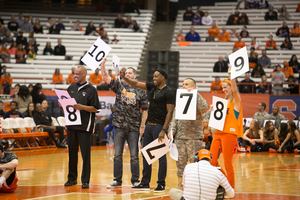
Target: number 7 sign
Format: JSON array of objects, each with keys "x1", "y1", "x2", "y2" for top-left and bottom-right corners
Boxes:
[{"x1": 175, "y1": 89, "x2": 197, "y2": 120}]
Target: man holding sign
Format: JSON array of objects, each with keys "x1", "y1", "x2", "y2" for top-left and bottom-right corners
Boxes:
[
  {"x1": 64, "y1": 66, "x2": 101, "y2": 189},
  {"x1": 120, "y1": 69, "x2": 175, "y2": 192},
  {"x1": 169, "y1": 78, "x2": 208, "y2": 189}
]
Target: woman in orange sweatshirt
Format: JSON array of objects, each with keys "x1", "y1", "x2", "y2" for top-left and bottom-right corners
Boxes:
[{"x1": 53, "y1": 68, "x2": 63, "y2": 84}]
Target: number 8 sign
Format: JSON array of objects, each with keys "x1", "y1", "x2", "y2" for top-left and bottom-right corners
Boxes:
[
  {"x1": 59, "y1": 98, "x2": 82, "y2": 126},
  {"x1": 208, "y1": 96, "x2": 228, "y2": 131},
  {"x1": 228, "y1": 46, "x2": 249, "y2": 80}
]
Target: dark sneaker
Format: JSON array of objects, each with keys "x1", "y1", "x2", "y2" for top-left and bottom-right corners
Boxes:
[
  {"x1": 107, "y1": 181, "x2": 122, "y2": 188},
  {"x1": 64, "y1": 180, "x2": 77, "y2": 186},
  {"x1": 153, "y1": 184, "x2": 165, "y2": 192},
  {"x1": 131, "y1": 183, "x2": 150, "y2": 190},
  {"x1": 82, "y1": 183, "x2": 89, "y2": 189}
]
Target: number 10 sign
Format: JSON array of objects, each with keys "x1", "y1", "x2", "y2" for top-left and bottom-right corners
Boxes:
[{"x1": 228, "y1": 46, "x2": 249, "y2": 80}]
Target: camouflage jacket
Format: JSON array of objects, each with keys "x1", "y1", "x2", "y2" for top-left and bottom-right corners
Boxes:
[
  {"x1": 253, "y1": 111, "x2": 269, "y2": 127},
  {"x1": 265, "y1": 113, "x2": 285, "y2": 129}
]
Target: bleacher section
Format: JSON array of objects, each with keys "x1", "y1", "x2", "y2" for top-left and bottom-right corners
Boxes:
[
  {"x1": 171, "y1": 0, "x2": 300, "y2": 92},
  {"x1": 1, "y1": 10, "x2": 154, "y2": 89}
]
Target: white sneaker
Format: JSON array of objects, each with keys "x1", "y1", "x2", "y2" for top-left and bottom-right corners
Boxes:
[
  {"x1": 132, "y1": 182, "x2": 139, "y2": 187},
  {"x1": 238, "y1": 147, "x2": 246, "y2": 152},
  {"x1": 107, "y1": 180, "x2": 121, "y2": 188}
]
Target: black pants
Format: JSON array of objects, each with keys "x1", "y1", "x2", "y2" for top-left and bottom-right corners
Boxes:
[
  {"x1": 44, "y1": 126, "x2": 64, "y2": 144},
  {"x1": 269, "y1": 143, "x2": 292, "y2": 152},
  {"x1": 241, "y1": 135, "x2": 263, "y2": 152},
  {"x1": 294, "y1": 143, "x2": 300, "y2": 150},
  {"x1": 3, "y1": 87, "x2": 10, "y2": 95},
  {"x1": 262, "y1": 143, "x2": 272, "y2": 151},
  {"x1": 67, "y1": 129, "x2": 91, "y2": 184}
]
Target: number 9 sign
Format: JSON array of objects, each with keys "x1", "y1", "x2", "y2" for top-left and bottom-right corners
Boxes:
[
  {"x1": 208, "y1": 96, "x2": 228, "y2": 131},
  {"x1": 228, "y1": 46, "x2": 249, "y2": 80}
]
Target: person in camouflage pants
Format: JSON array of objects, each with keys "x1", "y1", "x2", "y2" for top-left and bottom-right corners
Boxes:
[{"x1": 169, "y1": 78, "x2": 208, "y2": 189}]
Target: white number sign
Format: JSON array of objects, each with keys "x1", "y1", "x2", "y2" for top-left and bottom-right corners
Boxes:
[
  {"x1": 141, "y1": 136, "x2": 169, "y2": 165},
  {"x1": 112, "y1": 54, "x2": 120, "y2": 81},
  {"x1": 208, "y1": 96, "x2": 228, "y2": 131},
  {"x1": 228, "y1": 46, "x2": 249, "y2": 80},
  {"x1": 175, "y1": 89, "x2": 197, "y2": 120},
  {"x1": 54, "y1": 89, "x2": 71, "y2": 100},
  {"x1": 81, "y1": 37, "x2": 112, "y2": 71},
  {"x1": 58, "y1": 98, "x2": 82, "y2": 126}
]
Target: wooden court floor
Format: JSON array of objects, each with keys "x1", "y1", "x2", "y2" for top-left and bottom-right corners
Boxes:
[{"x1": 1, "y1": 144, "x2": 300, "y2": 200}]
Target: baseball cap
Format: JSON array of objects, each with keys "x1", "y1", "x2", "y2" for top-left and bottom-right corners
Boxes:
[{"x1": 198, "y1": 149, "x2": 212, "y2": 161}]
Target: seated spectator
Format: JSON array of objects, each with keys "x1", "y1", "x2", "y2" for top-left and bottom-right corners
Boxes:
[
  {"x1": 57, "y1": 18, "x2": 65, "y2": 30},
  {"x1": 45, "y1": 17, "x2": 53, "y2": 30},
  {"x1": 280, "y1": 36, "x2": 292, "y2": 50},
  {"x1": 49, "y1": 19, "x2": 61, "y2": 34},
  {"x1": 270, "y1": 65, "x2": 277, "y2": 78},
  {"x1": 247, "y1": 0, "x2": 258, "y2": 9},
  {"x1": 129, "y1": 20, "x2": 142, "y2": 32},
  {"x1": 183, "y1": 6, "x2": 194, "y2": 21},
  {"x1": 111, "y1": 34, "x2": 119, "y2": 44},
  {"x1": 249, "y1": 47, "x2": 258, "y2": 68},
  {"x1": 239, "y1": 12, "x2": 249, "y2": 25},
  {"x1": 285, "y1": 75, "x2": 299, "y2": 94},
  {"x1": 249, "y1": 37, "x2": 259, "y2": 50},
  {"x1": 213, "y1": 56, "x2": 228, "y2": 72},
  {"x1": 26, "y1": 48, "x2": 36, "y2": 60},
  {"x1": 89, "y1": 68, "x2": 103, "y2": 85},
  {"x1": 53, "y1": 39, "x2": 66, "y2": 56},
  {"x1": 265, "y1": 34, "x2": 277, "y2": 50},
  {"x1": 114, "y1": 14, "x2": 125, "y2": 28},
  {"x1": 53, "y1": 68, "x2": 63, "y2": 84},
  {"x1": 0, "y1": 72, "x2": 12, "y2": 94},
  {"x1": 218, "y1": 27, "x2": 230, "y2": 42},
  {"x1": 281, "y1": 61, "x2": 294, "y2": 78},
  {"x1": 102, "y1": 31, "x2": 109, "y2": 44},
  {"x1": 11, "y1": 83, "x2": 20, "y2": 98},
  {"x1": 66, "y1": 67, "x2": 76, "y2": 84},
  {"x1": 27, "y1": 31, "x2": 38, "y2": 48},
  {"x1": 201, "y1": 11, "x2": 213, "y2": 26},
  {"x1": 0, "y1": 43, "x2": 11, "y2": 63},
  {"x1": 43, "y1": 42, "x2": 53, "y2": 55},
  {"x1": 20, "y1": 16, "x2": 33, "y2": 33},
  {"x1": 97, "y1": 24, "x2": 106, "y2": 36},
  {"x1": 278, "y1": 5, "x2": 289, "y2": 21},
  {"x1": 33, "y1": 18, "x2": 43, "y2": 34},
  {"x1": 206, "y1": 22, "x2": 219, "y2": 41},
  {"x1": 15, "y1": 13, "x2": 23, "y2": 27},
  {"x1": 15, "y1": 44, "x2": 26, "y2": 63},
  {"x1": 16, "y1": 31, "x2": 27, "y2": 46},
  {"x1": 272, "y1": 65, "x2": 285, "y2": 94},
  {"x1": 196, "y1": 6, "x2": 204, "y2": 17},
  {"x1": 240, "y1": 25, "x2": 249, "y2": 38},
  {"x1": 192, "y1": 12, "x2": 202, "y2": 25},
  {"x1": 0, "y1": 100, "x2": 5, "y2": 117},
  {"x1": 290, "y1": 22, "x2": 300, "y2": 37},
  {"x1": 33, "y1": 103, "x2": 66, "y2": 148},
  {"x1": 3, "y1": 101, "x2": 24, "y2": 119},
  {"x1": 7, "y1": 15, "x2": 19, "y2": 35},
  {"x1": 185, "y1": 26, "x2": 200, "y2": 42},
  {"x1": 176, "y1": 30, "x2": 184, "y2": 41},
  {"x1": 276, "y1": 21, "x2": 289, "y2": 37},
  {"x1": 289, "y1": 55, "x2": 300, "y2": 73},
  {"x1": 210, "y1": 76, "x2": 223, "y2": 93},
  {"x1": 23, "y1": 102, "x2": 34, "y2": 118},
  {"x1": 251, "y1": 64, "x2": 265, "y2": 78},
  {"x1": 25, "y1": 39, "x2": 38, "y2": 55},
  {"x1": 262, "y1": 121, "x2": 278, "y2": 151},
  {"x1": 31, "y1": 83, "x2": 46, "y2": 105},
  {"x1": 28, "y1": 83, "x2": 33, "y2": 93},
  {"x1": 41, "y1": 99, "x2": 52, "y2": 116},
  {"x1": 85, "y1": 21, "x2": 98, "y2": 36},
  {"x1": 15, "y1": 85, "x2": 32, "y2": 113},
  {"x1": 108, "y1": 69, "x2": 116, "y2": 80},
  {"x1": 229, "y1": 28, "x2": 238, "y2": 38},
  {"x1": 71, "y1": 20, "x2": 83, "y2": 31},
  {"x1": 226, "y1": 11, "x2": 240, "y2": 25},
  {"x1": 9, "y1": 42, "x2": 18, "y2": 55},
  {"x1": 258, "y1": 0, "x2": 269, "y2": 9},
  {"x1": 0, "y1": 22, "x2": 8, "y2": 37},
  {"x1": 28, "y1": 15, "x2": 34, "y2": 25},
  {"x1": 253, "y1": 102, "x2": 269, "y2": 128},
  {"x1": 269, "y1": 123, "x2": 292, "y2": 153},
  {"x1": 233, "y1": 36, "x2": 246, "y2": 51},
  {"x1": 266, "y1": 106, "x2": 286, "y2": 129},
  {"x1": 239, "y1": 120, "x2": 263, "y2": 152},
  {"x1": 2, "y1": 30, "x2": 14, "y2": 45},
  {"x1": 265, "y1": 5, "x2": 278, "y2": 21},
  {"x1": 239, "y1": 72, "x2": 255, "y2": 93},
  {"x1": 124, "y1": 16, "x2": 132, "y2": 28},
  {"x1": 202, "y1": 118, "x2": 215, "y2": 150},
  {"x1": 0, "y1": 65, "x2": 7, "y2": 78}
]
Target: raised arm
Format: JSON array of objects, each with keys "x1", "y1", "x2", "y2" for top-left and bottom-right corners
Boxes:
[
  {"x1": 119, "y1": 70, "x2": 147, "y2": 90},
  {"x1": 228, "y1": 67, "x2": 241, "y2": 111},
  {"x1": 100, "y1": 58, "x2": 112, "y2": 84}
]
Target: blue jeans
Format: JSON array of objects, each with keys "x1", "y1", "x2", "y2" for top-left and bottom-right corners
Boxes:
[
  {"x1": 113, "y1": 128, "x2": 139, "y2": 184},
  {"x1": 141, "y1": 123, "x2": 167, "y2": 186}
]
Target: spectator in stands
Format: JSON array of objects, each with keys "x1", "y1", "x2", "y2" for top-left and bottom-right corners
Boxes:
[
  {"x1": 101, "y1": 31, "x2": 110, "y2": 44},
  {"x1": 31, "y1": 83, "x2": 47, "y2": 105},
  {"x1": 0, "y1": 21, "x2": 8, "y2": 37},
  {"x1": 233, "y1": 36, "x2": 246, "y2": 51},
  {"x1": 239, "y1": 12, "x2": 249, "y2": 25},
  {"x1": 291, "y1": 22, "x2": 300, "y2": 37},
  {"x1": 43, "y1": 42, "x2": 53, "y2": 55},
  {"x1": 27, "y1": 31, "x2": 38, "y2": 52},
  {"x1": 45, "y1": 17, "x2": 52, "y2": 30},
  {"x1": 124, "y1": 0, "x2": 140, "y2": 14},
  {"x1": 270, "y1": 65, "x2": 277, "y2": 78},
  {"x1": 33, "y1": 103, "x2": 66, "y2": 148},
  {"x1": 20, "y1": 16, "x2": 33, "y2": 33},
  {"x1": 25, "y1": 39, "x2": 38, "y2": 55},
  {"x1": 240, "y1": 26, "x2": 249, "y2": 38},
  {"x1": 218, "y1": 27, "x2": 230, "y2": 42},
  {"x1": 0, "y1": 65, "x2": 7, "y2": 77},
  {"x1": 239, "y1": 120, "x2": 263, "y2": 152},
  {"x1": 15, "y1": 85, "x2": 32, "y2": 113},
  {"x1": 3, "y1": 101, "x2": 23, "y2": 119},
  {"x1": 227, "y1": 11, "x2": 240, "y2": 25},
  {"x1": 114, "y1": 14, "x2": 125, "y2": 28},
  {"x1": 289, "y1": 55, "x2": 300, "y2": 73},
  {"x1": 265, "y1": 34, "x2": 277, "y2": 50},
  {"x1": 111, "y1": 34, "x2": 119, "y2": 44},
  {"x1": 15, "y1": 44, "x2": 26, "y2": 63},
  {"x1": 53, "y1": 68, "x2": 63, "y2": 84},
  {"x1": 0, "y1": 43, "x2": 11, "y2": 63},
  {"x1": 251, "y1": 64, "x2": 265, "y2": 78},
  {"x1": 71, "y1": 20, "x2": 83, "y2": 31},
  {"x1": 229, "y1": 28, "x2": 238, "y2": 38},
  {"x1": 253, "y1": 102, "x2": 269, "y2": 127},
  {"x1": 239, "y1": 72, "x2": 255, "y2": 93},
  {"x1": 49, "y1": 19, "x2": 61, "y2": 34},
  {"x1": 16, "y1": 31, "x2": 27, "y2": 46},
  {"x1": 9, "y1": 42, "x2": 18, "y2": 55},
  {"x1": 89, "y1": 68, "x2": 103, "y2": 86},
  {"x1": 57, "y1": 18, "x2": 65, "y2": 30},
  {"x1": 281, "y1": 61, "x2": 294, "y2": 78},
  {"x1": 249, "y1": 37, "x2": 259, "y2": 50},
  {"x1": 192, "y1": 12, "x2": 202, "y2": 25},
  {"x1": 206, "y1": 22, "x2": 219, "y2": 41},
  {"x1": 266, "y1": 106, "x2": 286, "y2": 129},
  {"x1": 196, "y1": 6, "x2": 204, "y2": 17},
  {"x1": 33, "y1": 18, "x2": 43, "y2": 34},
  {"x1": 8, "y1": 15, "x2": 19, "y2": 36},
  {"x1": 28, "y1": 15, "x2": 34, "y2": 25},
  {"x1": 85, "y1": 21, "x2": 98, "y2": 36},
  {"x1": 0, "y1": 100, "x2": 5, "y2": 117},
  {"x1": 276, "y1": 21, "x2": 289, "y2": 37},
  {"x1": 11, "y1": 83, "x2": 20, "y2": 98},
  {"x1": 247, "y1": 0, "x2": 258, "y2": 9},
  {"x1": 176, "y1": 30, "x2": 184, "y2": 41},
  {"x1": 28, "y1": 83, "x2": 33, "y2": 93},
  {"x1": 265, "y1": 5, "x2": 278, "y2": 21},
  {"x1": 285, "y1": 75, "x2": 299, "y2": 94},
  {"x1": 183, "y1": 6, "x2": 194, "y2": 21},
  {"x1": 213, "y1": 56, "x2": 228, "y2": 72},
  {"x1": 66, "y1": 67, "x2": 76, "y2": 84},
  {"x1": 41, "y1": 99, "x2": 52, "y2": 116},
  {"x1": 278, "y1": 5, "x2": 289, "y2": 21},
  {"x1": 124, "y1": 16, "x2": 132, "y2": 28},
  {"x1": 258, "y1": 0, "x2": 269, "y2": 9},
  {"x1": 280, "y1": 36, "x2": 293, "y2": 50},
  {"x1": 15, "y1": 13, "x2": 23, "y2": 27},
  {"x1": 185, "y1": 26, "x2": 200, "y2": 42},
  {"x1": 210, "y1": 76, "x2": 223, "y2": 93},
  {"x1": 0, "y1": 72, "x2": 12, "y2": 94},
  {"x1": 130, "y1": 20, "x2": 142, "y2": 32},
  {"x1": 271, "y1": 65, "x2": 285, "y2": 94},
  {"x1": 249, "y1": 47, "x2": 258, "y2": 68},
  {"x1": 108, "y1": 69, "x2": 116, "y2": 80},
  {"x1": 202, "y1": 11, "x2": 213, "y2": 26},
  {"x1": 53, "y1": 39, "x2": 66, "y2": 56},
  {"x1": 23, "y1": 102, "x2": 34, "y2": 117},
  {"x1": 2, "y1": 30, "x2": 14, "y2": 45},
  {"x1": 97, "y1": 24, "x2": 106, "y2": 36},
  {"x1": 26, "y1": 47, "x2": 36, "y2": 60}
]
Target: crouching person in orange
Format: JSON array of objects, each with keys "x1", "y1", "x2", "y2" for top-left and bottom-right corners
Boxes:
[
  {"x1": 0, "y1": 139, "x2": 19, "y2": 193},
  {"x1": 210, "y1": 68, "x2": 243, "y2": 190}
]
